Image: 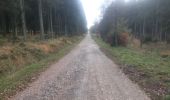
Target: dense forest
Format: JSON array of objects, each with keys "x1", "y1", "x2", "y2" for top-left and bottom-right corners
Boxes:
[
  {"x1": 91, "y1": 0, "x2": 170, "y2": 46},
  {"x1": 0, "y1": 0, "x2": 87, "y2": 41}
]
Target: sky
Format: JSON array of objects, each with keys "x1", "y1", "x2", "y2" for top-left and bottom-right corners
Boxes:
[
  {"x1": 80, "y1": 0, "x2": 130, "y2": 29},
  {"x1": 80, "y1": 0, "x2": 111, "y2": 29}
]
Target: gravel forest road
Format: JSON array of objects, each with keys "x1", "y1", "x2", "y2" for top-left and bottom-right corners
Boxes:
[{"x1": 12, "y1": 34, "x2": 150, "y2": 100}]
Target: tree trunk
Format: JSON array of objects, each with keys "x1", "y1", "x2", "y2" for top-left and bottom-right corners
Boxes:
[
  {"x1": 142, "y1": 17, "x2": 146, "y2": 39},
  {"x1": 159, "y1": 26, "x2": 162, "y2": 41},
  {"x1": 134, "y1": 22, "x2": 137, "y2": 37},
  {"x1": 64, "y1": 15, "x2": 68, "y2": 36},
  {"x1": 164, "y1": 25, "x2": 168, "y2": 42},
  {"x1": 58, "y1": 14, "x2": 60, "y2": 35},
  {"x1": 165, "y1": 31, "x2": 167, "y2": 42},
  {"x1": 50, "y1": 7, "x2": 54, "y2": 39},
  {"x1": 20, "y1": 0, "x2": 27, "y2": 40},
  {"x1": 59, "y1": 15, "x2": 62, "y2": 35},
  {"x1": 141, "y1": 17, "x2": 146, "y2": 48},
  {"x1": 2, "y1": 14, "x2": 6, "y2": 37},
  {"x1": 152, "y1": 21, "x2": 154, "y2": 41},
  {"x1": 114, "y1": 5, "x2": 118, "y2": 46},
  {"x1": 14, "y1": 18, "x2": 18, "y2": 37},
  {"x1": 38, "y1": 0, "x2": 44, "y2": 39}
]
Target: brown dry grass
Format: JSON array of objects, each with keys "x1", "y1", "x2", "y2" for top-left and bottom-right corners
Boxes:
[
  {"x1": 0, "y1": 46, "x2": 13, "y2": 55},
  {"x1": 160, "y1": 50, "x2": 170, "y2": 57},
  {"x1": 32, "y1": 44, "x2": 53, "y2": 54},
  {"x1": 130, "y1": 37, "x2": 140, "y2": 47},
  {"x1": 0, "y1": 37, "x2": 74, "y2": 75}
]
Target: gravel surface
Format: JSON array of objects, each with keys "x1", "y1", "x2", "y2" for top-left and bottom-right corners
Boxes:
[{"x1": 11, "y1": 34, "x2": 150, "y2": 100}]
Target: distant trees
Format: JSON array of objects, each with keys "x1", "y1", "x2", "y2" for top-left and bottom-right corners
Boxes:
[
  {"x1": 92, "y1": 0, "x2": 170, "y2": 46},
  {"x1": 0, "y1": 0, "x2": 87, "y2": 41}
]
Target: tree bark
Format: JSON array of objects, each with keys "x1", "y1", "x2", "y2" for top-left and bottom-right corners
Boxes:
[
  {"x1": 140, "y1": 17, "x2": 146, "y2": 48},
  {"x1": 38, "y1": 0, "x2": 44, "y2": 39},
  {"x1": 159, "y1": 26, "x2": 162, "y2": 41},
  {"x1": 14, "y1": 18, "x2": 18, "y2": 37},
  {"x1": 20, "y1": 0, "x2": 27, "y2": 40},
  {"x1": 142, "y1": 17, "x2": 146, "y2": 39},
  {"x1": 50, "y1": 7, "x2": 54, "y2": 38},
  {"x1": 64, "y1": 15, "x2": 68, "y2": 36}
]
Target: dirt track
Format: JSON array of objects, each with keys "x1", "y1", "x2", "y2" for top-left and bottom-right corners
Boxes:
[{"x1": 11, "y1": 34, "x2": 150, "y2": 100}]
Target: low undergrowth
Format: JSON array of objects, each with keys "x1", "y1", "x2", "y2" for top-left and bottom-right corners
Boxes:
[
  {"x1": 0, "y1": 35, "x2": 83, "y2": 99},
  {"x1": 93, "y1": 35, "x2": 170, "y2": 100}
]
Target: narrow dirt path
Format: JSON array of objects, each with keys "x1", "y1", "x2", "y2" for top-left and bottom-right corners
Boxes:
[{"x1": 11, "y1": 34, "x2": 150, "y2": 100}]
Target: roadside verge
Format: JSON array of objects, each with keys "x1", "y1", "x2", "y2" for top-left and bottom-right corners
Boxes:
[
  {"x1": 0, "y1": 36, "x2": 84, "y2": 99},
  {"x1": 92, "y1": 35, "x2": 170, "y2": 100}
]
